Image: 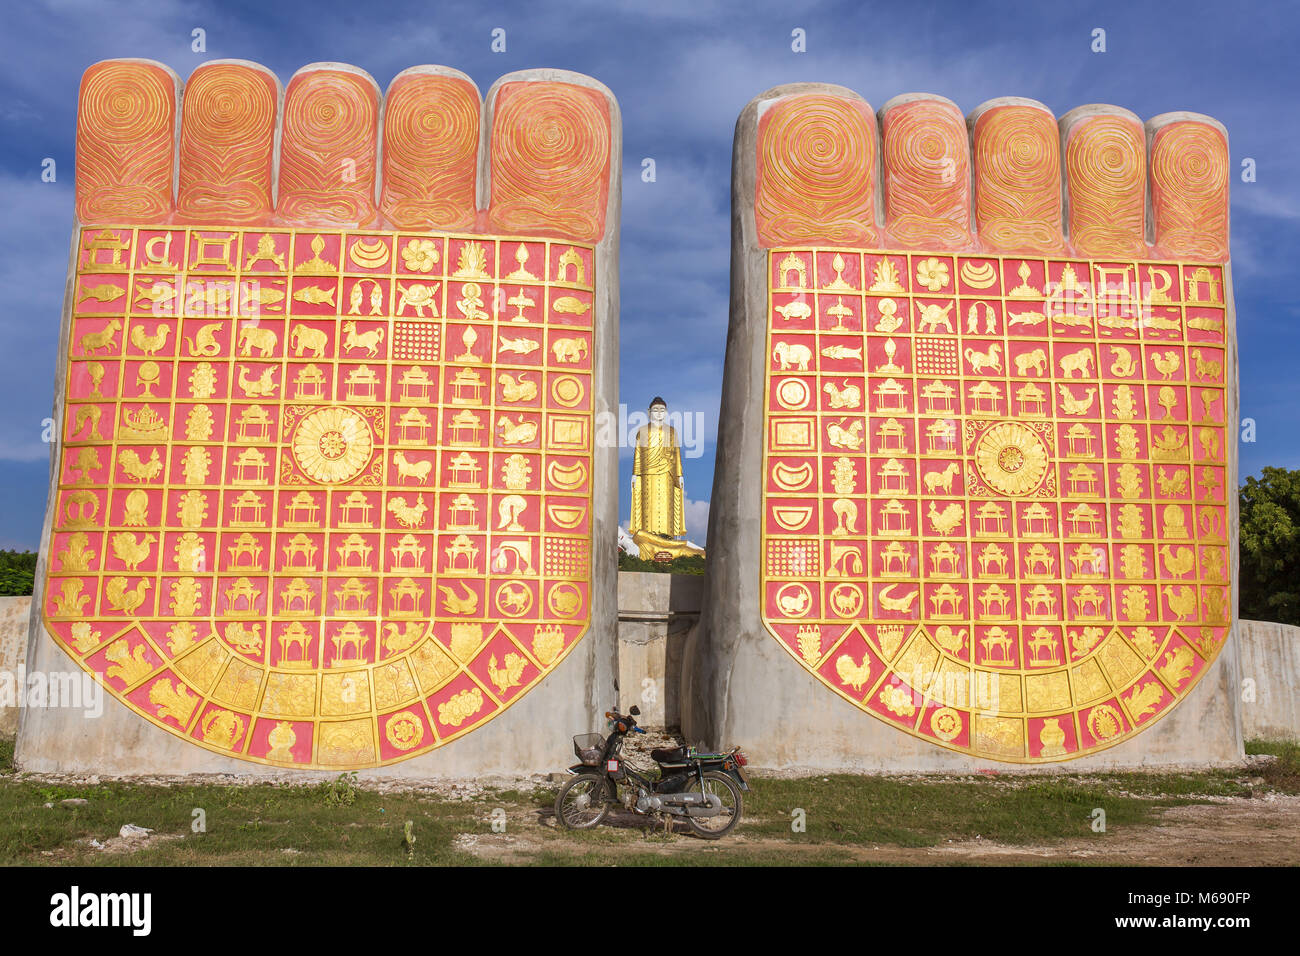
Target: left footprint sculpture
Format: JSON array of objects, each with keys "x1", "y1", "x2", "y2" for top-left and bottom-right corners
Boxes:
[{"x1": 22, "y1": 58, "x2": 621, "y2": 773}]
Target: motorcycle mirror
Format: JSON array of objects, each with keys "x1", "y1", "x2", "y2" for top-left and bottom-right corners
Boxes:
[{"x1": 629, "y1": 705, "x2": 640, "y2": 717}]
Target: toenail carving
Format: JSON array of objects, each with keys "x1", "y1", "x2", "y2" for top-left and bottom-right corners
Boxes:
[
  {"x1": 972, "y1": 101, "x2": 1062, "y2": 254},
  {"x1": 487, "y1": 80, "x2": 611, "y2": 241},
  {"x1": 1150, "y1": 118, "x2": 1229, "y2": 261},
  {"x1": 1064, "y1": 110, "x2": 1147, "y2": 257},
  {"x1": 177, "y1": 61, "x2": 279, "y2": 224},
  {"x1": 76, "y1": 60, "x2": 178, "y2": 224},
  {"x1": 881, "y1": 96, "x2": 971, "y2": 249},
  {"x1": 755, "y1": 90, "x2": 879, "y2": 247},
  {"x1": 381, "y1": 68, "x2": 480, "y2": 231},
  {"x1": 277, "y1": 65, "x2": 380, "y2": 227}
]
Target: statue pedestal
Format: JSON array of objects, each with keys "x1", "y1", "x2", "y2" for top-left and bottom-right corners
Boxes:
[{"x1": 631, "y1": 529, "x2": 704, "y2": 562}]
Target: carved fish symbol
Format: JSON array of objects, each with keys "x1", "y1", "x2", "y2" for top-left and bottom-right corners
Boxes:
[
  {"x1": 820, "y1": 345, "x2": 862, "y2": 360},
  {"x1": 79, "y1": 283, "x2": 125, "y2": 303},
  {"x1": 292, "y1": 285, "x2": 337, "y2": 307},
  {"x1": 498, "y1": 335, "x2": 540, "y2": 355},
  {"x1": 134, "y1": 282, "x2": 177, "y2": 306},
  {"x1": 243, "y1": 286, "x2": 286, "y2": 307}
]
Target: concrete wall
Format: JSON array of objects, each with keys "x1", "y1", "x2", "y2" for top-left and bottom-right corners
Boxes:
[
  {"x1": 616, "y1": 571, "x2": 703, "y2": 730},
  {"x1": 0, "y1": 597, "x2": 31, "y2": 737},
  {"x1": 1239, "y1": 619, "x2": 1300, "y2": 741}
]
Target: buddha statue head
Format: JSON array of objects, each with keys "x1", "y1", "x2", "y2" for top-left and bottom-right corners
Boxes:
[{"x1": 649, "y1": 396, "x2": 667, "y2": 424}]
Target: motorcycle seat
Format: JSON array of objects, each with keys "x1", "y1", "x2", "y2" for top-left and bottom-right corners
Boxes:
[{"x1": 651, "y1": 746, "x2": 688, "y2": 764}]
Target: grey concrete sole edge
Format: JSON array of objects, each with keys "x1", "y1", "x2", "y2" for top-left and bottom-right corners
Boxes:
[
  {"x1": 682, "y1": 87, "x2": 1245, "y2": 771},
  {"x1": 16, "y1": 80, "x2": 624, "y2": 780}
]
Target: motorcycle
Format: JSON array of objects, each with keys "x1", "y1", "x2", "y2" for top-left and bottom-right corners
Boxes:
[{"x1": 555, "y1": 706, "x2": 749, "y2": 839}]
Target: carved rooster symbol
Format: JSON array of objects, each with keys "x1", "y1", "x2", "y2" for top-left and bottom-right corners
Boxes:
[
  {"x1": 927, "y1": 502, "x2": 964, "y2": 537},
  {"x1": 835, "y1": 652, "x2": 872, "y2": 692},
  {"x1": 105, "y1": 577, "x2": 151, "y2": 615}
]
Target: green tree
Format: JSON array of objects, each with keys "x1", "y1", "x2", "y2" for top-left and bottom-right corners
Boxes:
[
  {"x1": 0, "y1": 550, "x2": 37, "y2": 597},
  {"x1": 1240, "y1": 467, "x2": 1300, "y2": 625},
  {"x1": 617, "y1": 550, "x2": 705, "y2": 575}
]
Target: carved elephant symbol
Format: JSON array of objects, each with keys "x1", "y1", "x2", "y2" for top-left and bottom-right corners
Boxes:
[
  {"x1": 290, "y1": 324, "x2": 328, "y2": 358},
  {"x1": 237, "y1": 324, "x2": 278, "y2": 357},
  {"x1": 773, "y1": 341, "x2": 812, "y2": 370},
  {"x1": 551, "y1": 337, "x2": 588, "y2": 363}
]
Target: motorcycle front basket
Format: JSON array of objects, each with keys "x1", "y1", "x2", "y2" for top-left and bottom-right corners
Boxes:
[{"x1": 573, "y1": 733, "x2": 606, "y2": 766}]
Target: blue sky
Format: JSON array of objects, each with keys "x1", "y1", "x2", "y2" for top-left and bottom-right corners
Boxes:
[{"x1": 1, "y1": 0, "x2": 1298, "y2": 549}]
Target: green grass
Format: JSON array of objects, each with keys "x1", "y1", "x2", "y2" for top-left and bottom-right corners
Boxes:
[
  {"x1": 734, "y1": 770, "x2": 1248, "y2": 847},
  {"x1": 1246, "y1": 738, "x2": 1300, "y2": 793},
  {"x1": 534, "y1": 761, "x2": 1256, "y2": 855},
  {"x1": 0, "y1": 737, "x2": 1290, "y2": 865},
  {"x1": 0, "y1": 769, "x2": 488, "y2": 865},
  {"x1": 520, "y1": 847, "x2": 862, "y2": 866}
]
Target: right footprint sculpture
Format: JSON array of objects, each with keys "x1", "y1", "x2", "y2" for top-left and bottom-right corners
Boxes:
[{"x1": 686, "y1": 87, "x2": 1236, "y2": 766}]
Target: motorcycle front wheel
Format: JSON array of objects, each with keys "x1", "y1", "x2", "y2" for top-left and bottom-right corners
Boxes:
[
  {"x1": 684, "y1": 770, "x2": 743, "y2": 839},
  {"x1": 554, "y1": 773, "x2": 610, "y2": 830}
]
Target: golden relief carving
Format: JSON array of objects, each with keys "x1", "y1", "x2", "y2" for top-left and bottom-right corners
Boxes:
[
  {"x1": 971, "y1": 422, "x2": 1051, "y2": 497},
  {"x1": 289, "y1": 407, "x2": 373, "y2": 483},
  {"x1": 762, "y1": 248, "x2": 1232, "y2": 762},
  {"x1": 47, "y1": 226, "x2": 596, "y2": 770}
]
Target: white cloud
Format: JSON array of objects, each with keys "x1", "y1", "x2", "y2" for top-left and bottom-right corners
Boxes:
[
  {"x1": 1233, "y1": 186, "x2": 1300, "y2": 222},
  {"x1": 684, "y1": 496, "x2": 709, "y2": 544}
]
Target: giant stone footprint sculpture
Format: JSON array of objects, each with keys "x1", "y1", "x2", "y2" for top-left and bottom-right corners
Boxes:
[
  {"x1": 20, "y1": 59, "x2": 620, "y2": 774},
  {"x1": 685, "y1": 86, "x2": 1238, "y2": 768}
]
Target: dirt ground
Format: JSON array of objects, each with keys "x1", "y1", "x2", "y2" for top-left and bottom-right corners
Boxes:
[
  {"x1": 453, "y1": 792, "x2": 1300, "y2": 866},
  {"x1": 450, "y1": 731, "x2": 1300, "y2": 865}
]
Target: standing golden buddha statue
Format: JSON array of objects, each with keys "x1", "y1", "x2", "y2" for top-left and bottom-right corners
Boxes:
[{"x1": 628, "y1": 397, "x2": 704, "y2": 560}]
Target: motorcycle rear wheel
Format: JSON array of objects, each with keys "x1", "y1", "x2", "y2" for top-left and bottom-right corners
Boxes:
[
  {"x1": 555, "y1": 773, "x2": 610, "y2": 830},
  {"x1": 684, "y1": 770, "x2": 743, "y2": 839}
]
